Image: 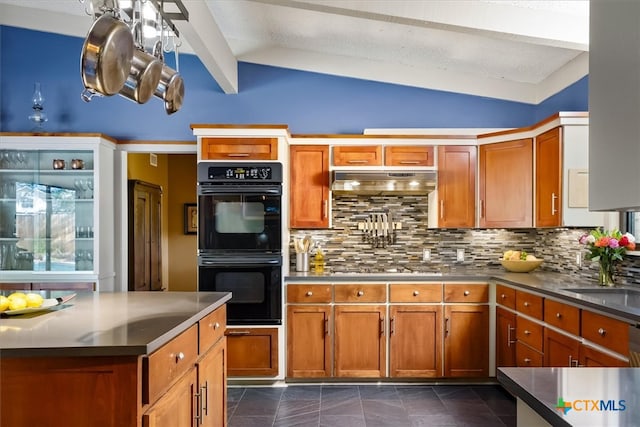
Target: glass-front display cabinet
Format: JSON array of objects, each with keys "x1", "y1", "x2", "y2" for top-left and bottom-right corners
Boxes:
[{"x1": 0, "y1": 134, "x2": 115, "y2": 291}]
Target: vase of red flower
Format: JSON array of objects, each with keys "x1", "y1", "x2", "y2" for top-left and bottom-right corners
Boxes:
[{"x1": 579, "y1": 229, "x2": 636, "y2": 286}]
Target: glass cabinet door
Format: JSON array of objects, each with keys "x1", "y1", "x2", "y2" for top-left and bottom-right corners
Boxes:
[{"x1": 0, "y1": 149, "x2": 94, "y2": 272}]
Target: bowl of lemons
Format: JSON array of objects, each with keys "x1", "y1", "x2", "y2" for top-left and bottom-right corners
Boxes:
[{"x1": 500, "y1": 250, "x2": 543, "y2": 273}]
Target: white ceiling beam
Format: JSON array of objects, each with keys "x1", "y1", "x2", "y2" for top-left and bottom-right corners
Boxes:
[
  {"x1": 174, "y1": 1, "x2": 238, "y2": 94},
  {"x1": 248, "y1": 0, "x2": 588, "y2": 51}
]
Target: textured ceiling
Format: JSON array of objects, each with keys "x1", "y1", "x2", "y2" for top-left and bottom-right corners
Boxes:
[{"x1": 0, "y1": 0, "x2": 589, "y2": 103}]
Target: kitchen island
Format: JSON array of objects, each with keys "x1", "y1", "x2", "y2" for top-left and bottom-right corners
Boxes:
[
  {"x1": 0, "y1": 291, "x2": 231, "y2": 427},
  {"x1": 498, "y1": 367, "x2": 639, "y2": 427}
]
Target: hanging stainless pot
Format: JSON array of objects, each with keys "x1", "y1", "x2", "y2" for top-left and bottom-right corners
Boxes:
[
  {"x1": 80, "y1": 14, "x2": 134, "y2": 101},
  {"x1": 154, "y1": 65, "x2": 184, "y2": 114},
  {"x1": 119, "y1": 48, "x2": 163, "y2": 104}
]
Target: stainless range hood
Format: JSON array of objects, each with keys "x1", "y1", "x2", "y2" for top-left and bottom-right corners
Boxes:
[{"x1": 331, "y1": 171, "x2": 437, "y2": 195}]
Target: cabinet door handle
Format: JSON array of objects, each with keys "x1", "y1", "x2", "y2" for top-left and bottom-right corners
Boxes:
[
  {"x1": 598, "y1": 328, "x2": 607, "y2": 336},
  {"x1": 194, "y1": 389, "x2": 202, "y2": 424},
  {"x1": 507, "y1": 324, "x2": 516, "y2": 346},
  {"x1": 324, "y1": 318, "x2": 330, "y2": 336},
  {"x1": 569, "y1": 356, "x2": 579, "y2": 368},
  {"x1": 390, "y1": 317, "x2": 395, "y2": 335},
  {"x1": 399, "y1": 160, "x2": 420, "y2": 165},
  {"x1": 445, "y1": 317, "x2": 450, "y2": 336},
  {"x1": 380, "y1": 317, "x2": 385, "y2": 336},
  {"x1": 323, "y1": 200, "x2": 328, "y2": 219},
  {"x1": 306, "y1": 291, "x2": 313, "y2": 297},
  {"x1": 175, "y1": 352, "x2": 185, "y2": 363},
  {"x1": 524, "y1": 358, "x2": 531, "y2": 364},
  {"x1": 480, "y1": 199, "x2": 485, "y2": 218},
  {"x1": 357, "y1": 290, "x2": 364, "y2": 297},
  {"x1": 524, "y1": 302, "x2": 530, "y2": 307},
  {"x1": 463, "y1": 290, "x2": 470, "y2": 296},
  {"x1": 413, "y1": 290, "x2": 420, "y2": 296},
  {"x1": 210, "y1": 322, "x2": 220, "y2": 330},
  {"x1": 501, "y1": 293, "x2": 506, "y2": 299},
  {"x1": 201, "y1": 381, "x2": 209, "y2": 417},
  {"x1": 347, "y1": 159, "x2": 368, "y2": 164},
  {"x1": 227, "y1": 153, "x2": 250, "y2": 157},
  {"x1": 226, "y1": 330, "x2": 251, "y2": 336},
  {"x1": 440, "y1": 199, "x2": 444, "y2": 219},
  {"x1": 524, "y1": 330, "x2": 531, "y2": 336},
  {"x1": 551, "y1": 192, "x2": 558, "y2": 215}
]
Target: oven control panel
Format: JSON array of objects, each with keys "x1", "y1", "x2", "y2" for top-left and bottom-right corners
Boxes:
[{"x1": 198, "y1": 162, "x2": 283, "y2": 183}]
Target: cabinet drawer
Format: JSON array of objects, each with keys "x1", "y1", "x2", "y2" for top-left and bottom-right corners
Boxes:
[
  {"x1": 544, "y1": 299, "x2": 580, "y2": 335},
  {"x1": 389, "y1": 283, "x2": 442, "y2": 303},
  {"x1": 201, "y1": 137, "x2": 278, "y2": 160},
  {"x1": 199, "y1": 305, "x2": 227, "y2": 355},
  {"x1": 581, "y1": 310, "x2": 629, "y2": 356},
  {"x1": 444, "y1": 283, "x2": 488, "y2": 303},
  {"x1": 516, "y1": 316, "x2": 543, "y2": 352},
  {"x1": 144, "y1": 324, "x2": 198, "y2": 405},
  {"x1": 496, "y1": 284, "x2": 516, "y2": 309},
  {"x1": 515, "y1": 342, "x2": 543, "y2": 367},
  {"x1": 333, "y1": 145, "x2": 382, "y2": 166},
  {"x1": 515, "y1": 290, "x2": 543, "y2": 320},
  {"x1": 226, "y1": 327, "x2": 279, "y2": 377},
  {"x1": 384, "y1": 146, "x2": 434, "y2": 166},
  {"x1": 335, "y1": 284, "x2": 386, "y2": 302},
  {"x1": 287, "y1": 284, "x2": 332, "y2": 303}
]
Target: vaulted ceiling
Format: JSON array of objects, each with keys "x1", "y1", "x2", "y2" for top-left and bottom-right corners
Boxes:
[{"x1": 0, "y1": 0, "x2": 589, "y2": 104}]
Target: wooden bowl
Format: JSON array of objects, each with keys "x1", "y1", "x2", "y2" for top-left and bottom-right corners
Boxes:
[{"x1": 500, "y1": 259, "x2": 543, "y2": 273}]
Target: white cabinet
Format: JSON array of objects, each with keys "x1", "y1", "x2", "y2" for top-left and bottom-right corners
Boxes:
[{"x1": 0, "y1": 133, "x2": 116, "y2": 290}]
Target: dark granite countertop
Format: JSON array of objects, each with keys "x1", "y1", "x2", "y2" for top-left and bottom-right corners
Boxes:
[
  {"x1": 0, "y1": 291, "x2": 231, "y2": 358},
  {"x1": 286, "y1": 268, "x2": 640, "y2": 323},
  {"x1": 498, "y1": 367, "x2": 639, "y2": 427}
]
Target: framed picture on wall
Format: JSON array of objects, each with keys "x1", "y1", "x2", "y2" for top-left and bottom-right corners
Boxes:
[{"x1": 184, "y1": 203, "x2": 197, "y2": 234}]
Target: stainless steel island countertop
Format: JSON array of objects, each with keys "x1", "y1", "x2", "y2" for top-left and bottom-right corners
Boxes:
[
  {"x1": 498, "y1": 367, "x2": 639, "y2": 427},
  {"x1": 0, "y1": 291, "x2": 231, "y2": 358}
]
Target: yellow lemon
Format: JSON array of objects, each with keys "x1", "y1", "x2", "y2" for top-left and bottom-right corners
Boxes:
[
  {"x1": 7, "y1": 292, "x2": 27, "y2": 301},
  {"x1": 8, "y1": 296, "x2": 27, "y2": 311},
  {"x1": 0, "y1": 296, "x2": 9, "y2": 312},
  {"x1": 25, "y1": 293, "x2": 44, "y2": 308}
]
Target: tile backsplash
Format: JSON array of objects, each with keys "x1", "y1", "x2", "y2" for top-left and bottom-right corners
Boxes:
[{"x1": 290, "y1": 195, "x2": 640, "y2": 286}]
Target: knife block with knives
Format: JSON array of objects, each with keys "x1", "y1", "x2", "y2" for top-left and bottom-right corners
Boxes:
[{"x1": 358, "y1": 213, "x2": 399, "y2": 248}]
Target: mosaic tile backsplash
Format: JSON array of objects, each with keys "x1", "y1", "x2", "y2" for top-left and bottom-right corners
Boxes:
[{"x1": 290, "y1": 195, "x2": 640, "y2": 286}]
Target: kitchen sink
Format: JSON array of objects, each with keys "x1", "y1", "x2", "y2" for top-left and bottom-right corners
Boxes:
[{"x1": 562, "y1": 287, "x2": 640, "y2": 307}]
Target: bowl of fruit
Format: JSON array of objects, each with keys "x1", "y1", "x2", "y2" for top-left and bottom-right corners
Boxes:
[{"x1": 500, "y1": 250, "x2": 543, "y2": 273}]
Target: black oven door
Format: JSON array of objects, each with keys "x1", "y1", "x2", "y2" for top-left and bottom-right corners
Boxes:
[
  {"x1": 198, "y1": 255, "x2": 282, "y2": 325},
  {"x1": 198, "y1": 184, "x2": 281, "y2": 253}
]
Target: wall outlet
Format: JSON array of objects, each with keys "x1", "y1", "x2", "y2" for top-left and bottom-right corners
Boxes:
[
  {"x1": 456, "y1": 248, "x2": 465, "y2": 262},
  {"x1": 422, "y1": 248, "x2": 431, "y2": 262}
]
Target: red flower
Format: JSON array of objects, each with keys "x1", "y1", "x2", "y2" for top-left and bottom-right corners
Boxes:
[{"x1": 619, "y1": 236, "x2": 629, "y2": 246}]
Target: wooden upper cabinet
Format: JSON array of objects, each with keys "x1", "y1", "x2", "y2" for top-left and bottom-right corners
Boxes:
[
  {"x1": 333, "y1": 145, "x2": 382, "y2": 166},
  {"x1": 438, "y1": 146, "x2": 476, "y2": 228},
  {"x1": 535, "y1": 127, "x2": 562, "y2": 227},
  {"x1": 479, "y1": 138, "x2": 533, "y2": 228},
  {"x1": 201, "y1": 137, "x2": 278, "y2": 160},
  {"x1": 384, "y1": 146, "x2": 434, "y2": 166},
  {"x1": 289, "y1": 145, "x2": 330, "y2": 228}
]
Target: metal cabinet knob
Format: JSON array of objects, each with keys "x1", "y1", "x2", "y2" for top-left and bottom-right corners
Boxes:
[
  {"x1": 556, "y1": 313, "x2": 562, "y2": 319},
  {"x1": 357, "y1": 290, "x2": 364, "y2": 297},
  {"x1": 463, "y1": 290, "x2": 470, "y2": 296},
  {"x1": 524, "y1": 330, "x2": 531, "y2": 335},
  {"x1": 524, "y1": 358, "x2": 531, "y2": 363},
  {"x1": 306, "y1": 291, "x2": 313, "y2": 296},
  {"x1": 413, "y1": 290, "x2": 420, "y2": 296},
  {"x1": 598, "y1": 328, "x2": 606, "y2": 336},
  {"x1": 210, "y1": 322, "x2": 220, "y2": 330},
  {"x1": 176, "y1": 352, "x2": 185, "y2": 362},
  {"x1": 501, "y1": 294, "x2": 506, "y2": 299},
  {"x1": 524, "y1": 302, "x2": 530, "y2": 307}
]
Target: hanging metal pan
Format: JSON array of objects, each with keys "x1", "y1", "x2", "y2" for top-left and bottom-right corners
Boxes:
[
  {"x1": 154, "y1": 65, "x2": 184, "y2": 114},
  {"x1": 80, "y1": 14, "x2": 134, "y2": 99},
  {"x1": 119, "y1": 48, "x2": 163, "y2": 104}
]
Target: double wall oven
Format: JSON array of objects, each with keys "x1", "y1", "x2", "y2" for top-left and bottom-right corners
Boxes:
[{"x1": 197, "y1": 162, "x2": 283, "y2": 325}]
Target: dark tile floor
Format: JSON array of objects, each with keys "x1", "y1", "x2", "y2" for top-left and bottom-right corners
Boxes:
[{"x1": 227, "y1": 384, "x2": 516, "y2": 427}]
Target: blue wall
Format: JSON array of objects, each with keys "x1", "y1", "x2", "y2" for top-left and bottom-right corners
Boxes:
[{"x1": 0, "y1": 26, "x2": 587, "y2": 140}]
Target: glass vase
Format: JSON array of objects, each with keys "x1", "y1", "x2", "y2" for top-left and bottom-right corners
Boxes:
[{"x1": 598, "y1": 258, "x2": 615, "y2": 287}]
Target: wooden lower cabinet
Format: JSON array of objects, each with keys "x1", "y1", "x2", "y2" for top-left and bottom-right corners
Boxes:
[
  {"x1": 444, "y1": 304, "x2": 489, "y2": 377},
  {"x1": 226, "y1": 328, "x2": 278, "y2": 377},
  {"x1": 496, "y1": 306, "x2": 516, "y2": 368},
  {"x1": 543, "y1": 328, "x2": 580, "y2": 367},
  {"x1": 389, "y1": 305, "x2": 442, "y2": 377},
  {"x1": 579, "y1": 344, "x2": 629, "y2": 367},
  {"x1": 197, "y1": 339, "x2": 227, "y2": 427},
  {"x1": 334, "y1": 305, "x2": 386, "y2": 377},
  {"x1": 286, "y1": 305, "x2": 331, "y2": 377},
  {"x1": 143, "y1": 367, "x2": 198, "y2": 427}
]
